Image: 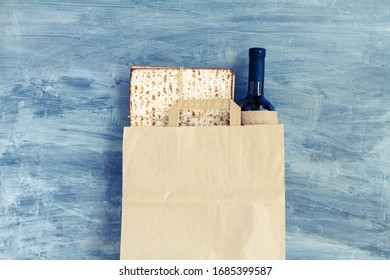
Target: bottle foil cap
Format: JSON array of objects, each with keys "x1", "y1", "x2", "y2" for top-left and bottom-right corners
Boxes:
[{"x1": 249, "y1": 48, "x2": 266, "y2": 58}]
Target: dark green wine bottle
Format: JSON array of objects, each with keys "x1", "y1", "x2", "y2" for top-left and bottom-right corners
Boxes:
[{"x1": 239, "y1": 48, "x2": 275, "y2": 111}]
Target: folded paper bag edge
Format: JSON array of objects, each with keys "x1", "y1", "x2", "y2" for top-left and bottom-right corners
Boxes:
[
  {"x1": 241, "y1": 111, "x2": 278, "y2": 125},
  {"x1": 167, "y1": 98, "x2": 241, "y2": 127}
]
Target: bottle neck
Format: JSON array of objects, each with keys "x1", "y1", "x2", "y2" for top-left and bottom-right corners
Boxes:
[
  {"x1": 247, "y1": 49, "x2": 265, "y2": 97},
  {"x1": 248, "y1": 81, "x2": 264, "y2": 97}
]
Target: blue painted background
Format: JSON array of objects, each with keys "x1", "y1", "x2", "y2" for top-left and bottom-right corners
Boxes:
[{"x1": 1, "y1": 0, "x2": 389, "y2": 259}]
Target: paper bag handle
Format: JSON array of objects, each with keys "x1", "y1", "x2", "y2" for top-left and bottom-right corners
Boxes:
[{"x1": 167, "y1": 99, "x2": 241, "y2": 127}]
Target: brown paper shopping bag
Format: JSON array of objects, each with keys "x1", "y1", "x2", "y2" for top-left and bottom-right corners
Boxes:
[{"x1": 121, "y1": 99, "x2": 285, "y2": 260}]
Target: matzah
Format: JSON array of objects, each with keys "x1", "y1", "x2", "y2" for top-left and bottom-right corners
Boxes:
[{"x1": 130, "y1": 67, "x2": 234, "y2": 126}]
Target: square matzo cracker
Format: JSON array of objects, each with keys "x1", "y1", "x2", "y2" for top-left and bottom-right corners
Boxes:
[{"x1": 129, "y1": 67, "x2": 234, "y2": 126}]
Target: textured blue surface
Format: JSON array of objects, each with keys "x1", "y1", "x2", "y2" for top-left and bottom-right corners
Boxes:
[{"x1": 1, "y1": 0, "x2": 389, "y2": 259}]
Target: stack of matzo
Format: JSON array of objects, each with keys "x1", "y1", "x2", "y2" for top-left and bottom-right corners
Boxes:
[{"x1": 130, "y1": 66, "x2": 234, "y2": 126}]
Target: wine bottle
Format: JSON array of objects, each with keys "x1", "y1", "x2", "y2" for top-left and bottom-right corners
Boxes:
[{"x1": 239, "y1": 48, "x2": 275, "y2": 111}]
